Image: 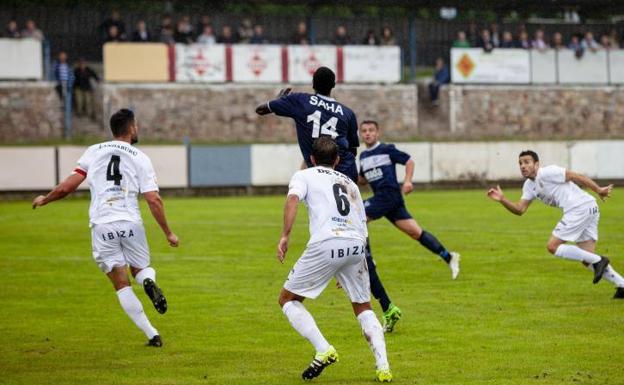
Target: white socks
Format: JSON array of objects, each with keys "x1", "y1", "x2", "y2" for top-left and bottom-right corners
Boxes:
[
  {"x1": 282, "y1": 301, "x2": 330, "y2": 353},
  {"x1": 357, "y1": 310, "x2": 390, "y2": 370},
  {"x1": 135, "y1": 267, "x2": 156, "y2": 286},
  {"x1": 554, "y1": 244, "x2": 601, "y2": 264},
  {"x1": 116, "y1": 286, "x2": 158, "y2": 339},
  {"x1": 586, "y1": 264, "x2": 624, "y2": 287}
]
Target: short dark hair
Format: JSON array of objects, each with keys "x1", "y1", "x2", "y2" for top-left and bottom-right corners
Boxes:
[
  {"x1": 110, "y1": 109, "x2": 135, "y2": 137},
  {"x1": 312, "y1": 137, "x2": 338, "y2": 167},
  {"x1": 312, "y1": 66, "x2": 335, "y2": 96},
  {"x1": 361, "y1": 120, "x2": 379, "y2": 130},
  {"x1": 519, "y1": 150, "x2": 539, "y2": 162}
]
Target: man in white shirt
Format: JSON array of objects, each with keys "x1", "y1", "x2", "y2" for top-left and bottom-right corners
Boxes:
[
  {"x1": 32, "y1": 109, "x2": 179, "y2": 346},
  {"x1": 277, "y1": 137, "x2": 392, "y2": 382},
  {"x1": 487, "y1": 150, "x2": 624, "y2": 299}
]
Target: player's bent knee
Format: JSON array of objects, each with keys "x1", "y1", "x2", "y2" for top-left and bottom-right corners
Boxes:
[
  {"x1": 546, "y1": 243, "x2": 559, "y2": 254},
  {"x1": 351, "y1": 302, "x2": 372, "y2": 316}
]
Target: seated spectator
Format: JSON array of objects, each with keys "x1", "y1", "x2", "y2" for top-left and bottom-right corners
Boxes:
[
  {"x1": 174, "y1": 16, "x2": 194, "y2": 44},
  {"x1": 105, "y1": 25, "x2": 125, "y2": 42},
  {"x1": 518, "y1": 31, "x2": 531, "y2": 49},
  {"x1": 291, "y1": 21, "x2": 308, "y2": 45},
  {"x1": 467, "y1": 21, "x2": 479, "y2": 46},
  {"x1": 158, "y1": 15, "x2": 175, "y2": 44},
  {"x1": 568, "y1": 34, "x2": 584, "y2": 58},
  {"x1": 100, "y1": 10, "x2": 126, "y2": 41},
  {"x1": 332, "y1": 25, "x2": 351, "y2": 45},
  {"x1": 599, "y1": 34, "x2": 615, "y2": 50},
  {"x1": 53, "y1": 51, "x2": 74, "y2": 101},
  {"x1": 531, "y1": 29, "x2": 548, "y2": 51},
  {"x1": 490, "y1": 23, "x2": 501, "y2": 47},
  {"x1": 429, "y1": 57, "x2": 450, "y2": 105},
  {"x1": 362, "y1": 29, "x2": 378, "y2": 45},
  {"x1": 197, "y1": 25, "x2": 217, "y2": 45},
  {"x1": 551, "y1": 32, "x2": 565, "y2": 50},
  {"x1": 73, "y1": 58, "x2": 99, "y2": 120},
  {"x1": 196, "y1": 15, "x2": 211, "y2": 35},
  {"x1": 250, "y1": 24, "x2": 268, "y2": 44},
  {"x1": 131, "y1": 20, "x2": 151, "y2": 42},
  {"x1": 477, "y1": 29, "x2": 494, "y2": 52},
  {"x1": 499, "y1": 31, "x2": 515, "y2": 48},
  {"x1": 5, "y1": 20, "x2": 20, "y2": 38},
  {"x1": 452, "y1": 31, "x2": 471, "y2": 48},
  {"x1": 21, "y1": 19, "x2": 44, "y2": 41},
  {"x1": 608, "y1": 28, "x2": 620, "y2": 49},
  {"x1": 218, "y1": 25, "x2": 239, "y2": 44},
  {"x1": 238, "y1": 18, "x2": 254, "y2": 43},
  {"x1": 581, "y1": 31, "x2": 600, "y2": 52},
  {"x1": 380, "y1": 26, "x2": 396, "y2": 45}
]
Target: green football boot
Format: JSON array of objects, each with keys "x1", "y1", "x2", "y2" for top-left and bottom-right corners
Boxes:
[{"x1": 382, "y1": 304, "x2": 402, "y2": 333}]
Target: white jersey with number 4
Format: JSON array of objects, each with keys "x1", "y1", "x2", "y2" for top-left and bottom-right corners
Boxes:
[
  {"x1": 74, "y1": 140, "x2": 158, "y2": 226},
  {"x1": 288, "y1": 166, "x2": 367, "y2": 245},
  {"x1": 521, "y1": 165, "x2": 595, "y2": 212}
]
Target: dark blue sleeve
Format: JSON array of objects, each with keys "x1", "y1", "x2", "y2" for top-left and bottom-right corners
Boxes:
[
  {"x1": 347, "y1": 111, "x2": 360, "y2": 149},
  {"x1": 387, "y1": 144, "x2": 411, "y2": 165},
  {"x1": 267, "y1": 93, "x2": 302, "y2": 118}
]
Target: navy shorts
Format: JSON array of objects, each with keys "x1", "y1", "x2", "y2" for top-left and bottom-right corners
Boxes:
[{"x1": 364, "y1": 194, "x2": 412, "y2": 223}]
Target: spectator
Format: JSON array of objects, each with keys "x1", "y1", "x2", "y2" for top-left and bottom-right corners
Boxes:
[
  {"x1": 73, "y1": 58, "x2": 99, "y2": 120},
  {"x1": 100, "y1": 10, "x2": 126, "y2": 41},
  {"x1": 477, "y1": 29, "x2": 494, "y2": 52},
  {"x1": 174, "y1": 16, "x2": 194, "y2": 44},
  {"x1": 21, "y1": 19, "x2": 44, "y2": 41},
  {"x1": 332, "y1": 25, "x2": 351, "y2": 45},
  {"x1": 5, "y1": 20, "x2": 20, "y2": 38},
  {"x1": 568, "y1": 34, "x2": 584, "y2": 58},
  {"x1": 218, "y1": 25, "x2": 238, "y2": 44},
  {"x1": 608, "y1": 28, "x2": 620, "y2": 49},
  {"x1": 53, "y1": 51, "x2": 74, "y2": 101},
  {"x1": 467, "y1": 21, "x2": 479, "y2": 46},
  {"x1": 362, "y1": 29, "x2": 378, "y2": 45},
  {"x1": 599, "y1": 34, "x2": 615, "y2": 50},
  {"x1": 238, "y1": 18, "x2": 254, "y2": 43},
  {"x1": 196, "y1": 15, "x2": 211, "y2": 36},
  {"x1": 197, "y1": 25, "x2": 217, "y2": 45},
  {"x1": 452, "y1": 31, "x2": 471, "y2": 48},
  {"x1": 531, "y1": 29, "x2": 548, "y2": 51},
  {"x1": 551, "y1": 32, "x2": 565, "y2": 50},
  {"x1": 380, "y1": 26, "x2": 396, "y2": 45},
  {"x1": 158, "y1": 15, "x2": 175, "y2": 44},
  {"x1": 250, "y1": 24, "x2": 268, "y2": 44},
  {"x1": 131, "y1": 20, "x2": 151, "y2": 42},
  {"x1": 581, "y1": 31, "x2": 600, "y2": 52},
  {"x1": 490, "y1": 23, "x2": 501, "y2": 47},
  {"x1": 291, "y1": 21, "x2": 308, "y2": 44},
  {"x1": 518, "y1": 30, "x2": 531, "y2": 49},
  {"x1": 500, "y1": 31, "x2": 515, "y2": 48},
  {"x1": 105, "y1": 25, "x2": 125, "y2": 42},
  {"x1": 429, "y1": 57, "x2": 450, "y2": 105}
]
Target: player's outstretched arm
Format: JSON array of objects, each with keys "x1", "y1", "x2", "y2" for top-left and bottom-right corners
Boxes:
[
  {"x1": 255, "y1": 87, "x2": 292, "y2": 115},
  {"x1": 566, "y1": 170, "x2": 613, "y2": 201},
  {"x1": 32, "y1": 173, "x2": 85, "y2": 209},
  {"x1": 278, "y1": 194, "x2": 299, "y2": 263},
  {"x1": 143, "y1": 191, "x2": 179, "y2": 247},
  {"x1": 402, "y1": 159, "x2": 415, "y2": 195},
  {"x1": 486, "y1": 185, "x2": 531, "y2": 216}
]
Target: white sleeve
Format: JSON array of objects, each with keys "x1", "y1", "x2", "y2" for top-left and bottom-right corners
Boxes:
[
  {"x1": 540, "y1": 165, "x2": 566, "y2": 184},
  {"x1": 287, "y1": 171, "x2": 307, "y2": 201},
  {"x1": 521, "y1": 181, "x2": 536, "y2": 201},
  {"x1": 139, "y1": 155, "x2": 159, "y2": 193},
  {"x1": 73, "y1": 147, "x2": 92, "y2": 176}
]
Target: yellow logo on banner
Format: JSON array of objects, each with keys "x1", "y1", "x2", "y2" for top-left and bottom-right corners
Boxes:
[{"x1": 457, "y1": 54, "x2": 475, "y2": 78}]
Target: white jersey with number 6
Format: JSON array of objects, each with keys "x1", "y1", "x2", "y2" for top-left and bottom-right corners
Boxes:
[
  {"x1": 288, "y1": 166, "x2": 367, "y2": 245},
  {"x1": 74, "y1": 140, "x2": 159, "y2": 227}
]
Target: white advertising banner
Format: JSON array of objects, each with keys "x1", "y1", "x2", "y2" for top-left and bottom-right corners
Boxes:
[
  {"x1": 558, "y1": 50, "x2": 608, "y2": 84},
  {"x1": 288, "y1": 45, "x2": 336, "y2": 84},
  {"x1": 530, "y1": 50, "x2": 557, "y2": 84},
  {"x1": 451, "y1": 48, "x2": 530, "y2": 84},
  {"x1": 0, "y1": 38, "x2": 42, "y2": 80},
  {"x1": 608, "y1": 50, "x2": 624, "y2": 84},
  {"x1": 175, "y1": 44, "x2": 226, "y2": 82},
  {"x1": 232, "y1": 44, "x2": 282, "y2": 83},
  {"x1": 343, "y1": 46, "x2": 401, "y2": 83}
]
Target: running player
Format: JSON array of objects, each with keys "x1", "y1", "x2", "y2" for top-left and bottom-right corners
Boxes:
[
  {"x1": 277, "y1": 137, "x2": 392, "y2": 382},
  {"x1": 32, "y1": 109, "x2": 180, "y2": 346},
  {"x1": 359, "y1": 121, "x2": 461, "y2": 331},
  {"x1": 256, "y1": 67, "x2": 398, "y2": 336},
  {"x1": 487, "y1": 150, "x2": 624, "y2": 298}
]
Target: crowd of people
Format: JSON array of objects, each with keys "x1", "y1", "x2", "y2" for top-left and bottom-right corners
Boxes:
[{"x1": 3, "y1": 18, "x2": 44, "y2": 40}]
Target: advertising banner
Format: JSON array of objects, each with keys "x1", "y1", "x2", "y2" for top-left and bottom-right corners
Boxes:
[
  {"x1": 451, "y1": 48, "x2": 530, "y2": 84},
  {"x1": 175, "y1": 44, "x2": 226, "y2": 82},
  {"x1": 231, "y1": 44, "x2": 282, "y2": 83}
]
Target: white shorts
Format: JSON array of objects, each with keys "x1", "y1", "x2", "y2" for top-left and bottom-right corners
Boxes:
[
  {"x1": 284, "y1": 238, "x2": 370, "y2": 304},
  {"x1": 91, "y1": 221, "x2": 150, "y2": 273},
  {"x1": 553, "y1": 204, "x2": 600, "y2": 243}
]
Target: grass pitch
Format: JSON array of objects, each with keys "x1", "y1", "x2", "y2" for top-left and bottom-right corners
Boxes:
[{"x1": 1, "y1": 189, "x2": 623, "y2": 385}]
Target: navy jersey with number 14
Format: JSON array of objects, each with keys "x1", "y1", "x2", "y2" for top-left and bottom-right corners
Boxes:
[{"x1": 268, "y1": 92, "x2": 360, "y2": 182}]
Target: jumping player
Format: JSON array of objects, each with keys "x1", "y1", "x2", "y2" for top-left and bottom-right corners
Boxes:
[
  {"x1": 487, "y1": 150, "x2": 624, "y2": 298},
  {"x1": 32, "y1": 109, "x2": 179, "y2": 346}
]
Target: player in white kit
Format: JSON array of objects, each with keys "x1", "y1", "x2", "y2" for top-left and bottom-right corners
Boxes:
[
  {"x1": 487, "y1": 150, "x2": 624, "y2": 298},
  {"x1": 32, "y1": 109, "x2": 180, "y2": 346},
  {"x1": 277, "y1": 137, "x2": 392, "y2": 382}
]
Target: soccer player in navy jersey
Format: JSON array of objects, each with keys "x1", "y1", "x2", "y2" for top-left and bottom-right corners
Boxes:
[
  {"x1": 359, "y1": 120, "x2": 461, "y2": 332},
  {"x1": 256, "y1": 67, "x2": 398, "y2": 334}
]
